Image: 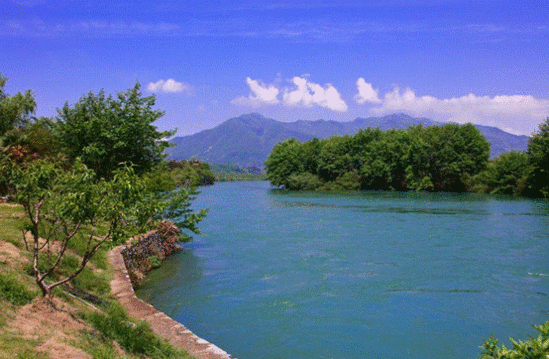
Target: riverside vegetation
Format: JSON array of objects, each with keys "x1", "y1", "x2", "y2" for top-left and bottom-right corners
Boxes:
[
  {"x1": 0, "y1": 72, "x2": 211, "y2": 357},
  {"x1": 265, "y1": 119, "x2": 549, "y2": 197}
]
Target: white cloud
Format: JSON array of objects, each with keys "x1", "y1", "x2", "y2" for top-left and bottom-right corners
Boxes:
[
  {"x1": 147, "y1": 79, "x2": 191, "y2": 94},
  {"x1": 231, "y1": 77, "x2": 280, "y2": 107},
  {"x1": 355, "y1": 78, "x2": 381, "y2": 104},
  {"x1": 232, "y1": 76, "x2": 348, "y2": 112},
  {"x1": 282, "y1": 76, "x2": 348, "y2": 112},
  {"x1": 359, "y1": 84, "x2": 549, "y2": 136}
]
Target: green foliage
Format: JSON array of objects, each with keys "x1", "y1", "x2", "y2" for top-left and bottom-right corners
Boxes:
[
  {"x1": 287, "y1": 172, "x2": 323, "y2": 191},
  {"x1": 167, "y1": 159, "x2": 215, "y2": 186},
  {"x1": 148, "y1": 255, "x2": 162, "y2": 269},
  {"x1": 212, "y1": 164, "x2": 266, "y2": 181},
  {"x1": 265, "y1": 123, "x2": 490, "y2": 192},
  {"x1": 56, "y1": 82, "x2": 174, "y2": 180},
  {"x1": 470, "y1": 151, "x2": 530, "y2": 195},
  {"x1": 158, "y1": 186, "x2": 208, "y2": 236},
  {"x1": 359, "y1": 128, "x2": 409, "y2": 190},
  {"x1": 405, "y1": 123, "x2": 490, "y2": 192},
  {"x1": 0, "y1": 272, "x2": 37, "y2": 306},
  {"x1": 264, "y1": 138, "x2": 306, "y2": 187},
  {"x1": 84, "y1": 303, "x2": 192, "y2": 358},
  {"x1": 317, "y1": 135, "x2": 354, "y2": 182},
  {"x1": 0, "y1": 73, "x2": 36, "y2": 137},
  {"x1": 527, "y1": 117, "x2": 549, "y2": 197},
  {"x1": 144, "y1": 158, "x2": 216, "y2": 191},
  {"x1": 479, "y1": 321, "x2": 549, "y2": 359},
  {"x1": 15, "y1": 159, "x2": 156, "y2": 297}
]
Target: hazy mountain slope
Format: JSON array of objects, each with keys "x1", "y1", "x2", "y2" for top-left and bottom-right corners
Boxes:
[
  {"x1": 166, "y1": 113, "x2": 529, "y2": 166},
  {"x1": 166, "y1": 113, "x2": 312, "y2": 166}
]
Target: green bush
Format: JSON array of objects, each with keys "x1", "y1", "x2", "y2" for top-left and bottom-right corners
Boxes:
[
  {"x1": 287, "y1": 172, "x2": 322, "y2": 190},
  {"x1": 479, "y1": 321, "x2": 549, "y2": 359},
  {"x1": 148, "y1": 255, "x2": 162, "y2": 269},
  {"x1": 0, "y1": 272, "x2": 37, "y2": 306}
]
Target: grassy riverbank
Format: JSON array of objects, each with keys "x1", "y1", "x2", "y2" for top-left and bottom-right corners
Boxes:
[{"x1": 0, "y1": 203, "x2": 193, "y2": 359}]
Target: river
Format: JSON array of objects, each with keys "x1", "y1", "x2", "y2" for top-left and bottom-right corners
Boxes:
[{"x1": 136, "y1": 181, "x2": 549, "y2": 359}]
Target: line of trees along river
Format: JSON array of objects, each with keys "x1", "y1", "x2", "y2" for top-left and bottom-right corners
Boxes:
[{"x1": 265, "y1": 119, "x2": 549, "y2": 198}]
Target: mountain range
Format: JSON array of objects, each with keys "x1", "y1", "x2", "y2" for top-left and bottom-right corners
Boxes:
[{"x1": 166, "y1": 113, "x2": 529, "y2": 167}]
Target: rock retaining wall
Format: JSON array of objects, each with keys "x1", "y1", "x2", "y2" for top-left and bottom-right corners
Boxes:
[{"x1": 120, "y1": 221, "x2": 184, "y2": 287}]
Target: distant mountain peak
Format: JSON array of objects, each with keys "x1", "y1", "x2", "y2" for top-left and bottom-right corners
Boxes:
[{"x1": 166, "y1": 113, "x2": 528, "y2": 167}]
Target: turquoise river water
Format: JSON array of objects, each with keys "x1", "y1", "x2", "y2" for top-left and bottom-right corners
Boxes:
[{"x1": 136, "y1": 181, "x2": 549, "y2": 359}]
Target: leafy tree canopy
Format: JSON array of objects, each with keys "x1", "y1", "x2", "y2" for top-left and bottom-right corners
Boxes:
[
  {"x1": 265, "y1": 123, "x2": 491, "y2": 192},
  {"x1": 0, "y1": 73, "x2": 36, "y2": 137},
  {"x1": 527, "y1": 117, "x2": 549, "y2": 197},
  {"x1": 56, "y1": 82, "x2": 175, "y2": 180}
]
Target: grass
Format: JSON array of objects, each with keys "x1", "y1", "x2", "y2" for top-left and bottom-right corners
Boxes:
[
  {"x1": 0, "y1": 204, "x2": 27, "y2": 249},
  {"x1": 0, "y1": 271, "x2": 37, "y2": 306},
  {"x1": 81, "y1": 301, "x2": 193, "y2": 359},
  {"x1": 0, "y1": 332, "x2": 49, "y2": 359}
]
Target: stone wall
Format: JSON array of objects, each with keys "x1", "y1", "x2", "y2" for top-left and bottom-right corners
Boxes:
[{"x1": 120, "y1": 221, "x2": 183, "y2": 287}]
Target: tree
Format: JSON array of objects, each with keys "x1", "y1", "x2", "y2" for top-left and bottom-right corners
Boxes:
[
  {"x1": 527, "y1": 117, "x2": 549, "y2": 197},
  {"x1": 406, "y1": 123, "x2": 490, "y2": 191},
  {"x1": 317, "y1": 135, "x2": 355, "y2": 182},
  {"x1": 0, "y1": 73, "x2": 36, "y2": 137},
  {"x1": 264, "y1": 138, "x2": 305, "y2": 188},
  {"x1": 56, "y1": 83, "x2": 174, "y2": 180},
  {"x1": 470, "y1": 151, "x2": 529, "y2": 195},
  {"x1": 360, "y1": 129, "x2": 410, "y2": 190},
  {"x1": 16, "y1": 159, "x2": 206, "y2": 298}
]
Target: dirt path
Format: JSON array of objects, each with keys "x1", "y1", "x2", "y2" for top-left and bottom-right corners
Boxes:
[{"x1": 108, "y1": 245, "x2": 232, "y2": 359}]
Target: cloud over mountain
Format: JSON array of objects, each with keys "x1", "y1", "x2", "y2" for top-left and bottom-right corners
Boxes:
[
  {"x1": 231, "y1": 77, "x2": 280, "y2": 107},
  {"x1": 283, "y1": 76, "x2": 348, "y2": 112},
  {"x1": 355, "y1": 78, "x2": 381, "y2": 104},
  {"x1": 232, "y1": 76, "x2": 347, "y2": 112},
  {"x1": 360, "y1": 85, "x2": 549, "y2": 135}
]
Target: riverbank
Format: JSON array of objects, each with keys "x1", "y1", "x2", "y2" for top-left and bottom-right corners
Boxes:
[
  {"x1": 109, "y1": 242, "x2": 232, "y2": 359},
  {"x1": 0, "y1": 202, "x2": 229, "y2": 358}
]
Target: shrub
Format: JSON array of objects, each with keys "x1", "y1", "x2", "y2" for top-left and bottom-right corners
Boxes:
[{"x1": 479, "y1": 320, "x2": 549, "y2": 359}]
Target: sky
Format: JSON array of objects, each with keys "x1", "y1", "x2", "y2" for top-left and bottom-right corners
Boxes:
[{"x1": 1, "y1": 0, "x2": 548, "y2": 137}]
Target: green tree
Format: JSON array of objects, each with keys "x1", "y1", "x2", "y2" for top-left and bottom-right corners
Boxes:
[
  {"x1": 470, "y1": 151, "x2": 529, "y2": 195},
  {"x1": 264, "y1": 138, "x2": 304, "y2": 188},
  {"x1": 56, "y1": 83, "x2": 174, "y2": 180},
  {"x1": 360, "y1": 129, "x2": 410, "y2": 190},
  {"x1": 406, "y1": 123, "x2": 490, "y2": 191},
  {"x1": 0, "y1": 73, "x2": 36, "y2": 137},
  {"x1": 317, "y1": 135, "x2": 355, "y2": 182},
  {"x1": 527, "y1": 117, "x2": 549, "y2": 197},
  {"x1": 15, "y1": 160, "x2": 206, "y2": 297}
]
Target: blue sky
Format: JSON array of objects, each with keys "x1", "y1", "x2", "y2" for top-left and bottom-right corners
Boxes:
[{"x1": 2, "y1": 0, "x2": 548, "y2": 137}]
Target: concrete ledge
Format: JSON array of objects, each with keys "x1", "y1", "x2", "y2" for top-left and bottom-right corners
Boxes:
[{"x1": 108, "y1": 245, "x2": 232, "y2": 359}]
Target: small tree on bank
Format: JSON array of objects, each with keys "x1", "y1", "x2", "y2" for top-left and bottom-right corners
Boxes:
[
  {"x1": 16, "y1": 159, "x2": 207, "y2": 298},
  {"x1": 16, "y1": 160, "x2": 148, "y2": 297}
]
